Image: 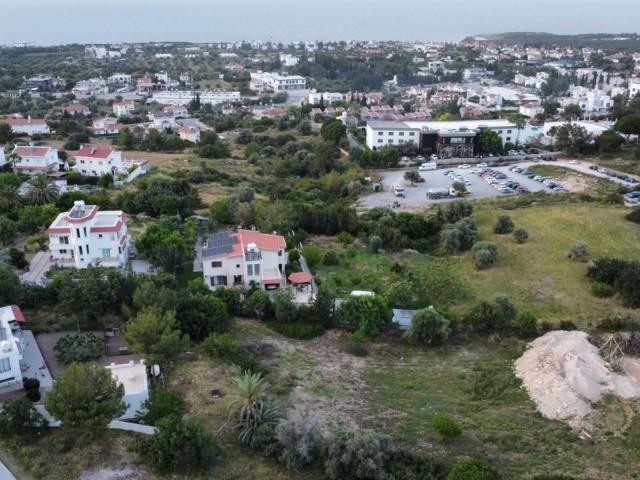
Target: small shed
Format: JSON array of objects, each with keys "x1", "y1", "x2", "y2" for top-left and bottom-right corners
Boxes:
[
  {"x1": 392, "y1": 309, "x2": 417, "y2": 331},
  {"x1": 288, "y1": 272, "x2": 314, "y2": 293}
]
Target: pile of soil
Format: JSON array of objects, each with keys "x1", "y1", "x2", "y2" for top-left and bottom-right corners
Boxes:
[{"x1": 514, "y1": 331, "x2": 640, "y2": 428}]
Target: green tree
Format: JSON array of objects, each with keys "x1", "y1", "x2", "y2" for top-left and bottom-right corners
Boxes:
[
  {"x1": 0, "y1": 183, "x2": 22, "y2": 213},
  {"x1": 386, "y1": 280, "x2": 415, "y2": 309},
  {"x1": 404, "y1": 170, "x2": 420, "y2": 186},
  {"x1": 562, "y1": 104, "x2": 582, "y2": 120},
  {"x1": 596, "y1": 130, "x2": 625, "y2": 152},
  {"x1": 553, "y1": 123, "x2": 591, "y2": 155},
  {"x1": 230, "y1": 371, "x2": 280, "y2": 445},
  {"x1": 513, "y1": 227, "x2": 529, "y2": 243},
  {"x1": 137, "y1": 389, "x2": 187, "y2": 426},
  {"x1": 25, "y1": 173, "x2": 60, "y2": 205},
  {"x1": 432, "y1": 413, "x2": 463, "y2": 442},
  {"x1": 302, "y1": 245, "x2": 324, "y2": 270},
  {"x1": 123, "y1": 307, "x2": 189, "y2": 365},
  {"x1": 176, "y1": 294, "x2": 230, "y2": 342},
  {"x1": 479, "y1": 129, "x2": 503, "y2": 153},
  {"x1": 242, "y1": 289, "x2": 273, "y2": 319},
  {"x1": 447, "y1": 458, "x2": 500, "y2": 480},
  {"x1": 0, "y1": 264, "x2": 22, "y2": 305},
  {"x1": 0, "y1": 123, "x2": 15, "y2": 143},
  {"x1": 320, "y1": 118, "x2": 347, "y2": 145},
  {"x1": 369, "y1": 235, "x2": 383, "y2": 253},
  {"x1": 0, "y1": 216, "x2": 18, "y2": 246},
  {"x1": 404, "y1": 308, "x2": 451, "y2": 345},
  {"x1": 98, "y1": 173, "x2": 114, "y2": 189},
  {"x1": 271, "y1": 287, "x2": 297, "y2": 323},
  {"x1": 335, "y1": 296, "x2": 392, "y2": 337},
  {"x1": 44, "y1": 362, "x2": 126, "y2": 430},
  {"x1": 493, "y1": 215, "x2": 514, "y2": 234},
  {"x1": 325, "y1": 430, "x2": 390, "y2": 480},
  {"x1": 0, "y1": 398, "x2": 48, "y2": 437},
  {"x1": 615, "y1": 113, "x2": 640, "y2": 141},
  {"x1": 136, "y1": 415, "x2": 219, "y2": 475}
]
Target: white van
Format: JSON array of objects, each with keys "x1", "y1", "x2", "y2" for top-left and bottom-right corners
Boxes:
[
  {"x1": 418, "y1": 162, "x2": 437, "y2": 171},
  {"x1": 351, "y1": 290, "x2": 375, "y2": 297},
  {"x1": 392, "y1": 183, "x2": 405, "y2": 197}
]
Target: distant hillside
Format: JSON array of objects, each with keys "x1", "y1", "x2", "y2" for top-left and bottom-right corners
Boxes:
[{"x1": 466, "y1": 32, "x2": 640, "y2": 52}]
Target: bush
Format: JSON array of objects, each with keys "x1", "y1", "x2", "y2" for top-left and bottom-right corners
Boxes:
[
  {"x1": 514, "y1": 312, "x2": 538, "y2": 338},
  {"x1": 513, "y1": 227, "x2": 529, "y2": 243},
  {"x1": 0, "y1": 398, "x2": 49, "y2": 437},
  {"x1": 369, "y1": 235, "x2": 383, "y2": 253},
  {"x1": 568, "y1": 243, "x2": 589, "y2": 262},
  {"x1": 288, "y1": 248, "x2": 300, "y2": 263},
  {"x1": 446, "y1": 458, "x2": 500, "y2": 480},
  {"x1": 276, "y1": 406, "x2": 323, "y2": 470},
  {"x1": 591, "y1": 281, "x2": 614, "y2": 298},
  {"x1": 53, "y1": 333, "x2": 103, "y2": 364},
  {"x1": 493, "y1": 215, "x2": 515, "y2": 234},
  {"x1": 137, "y1": 389, "x2": 187, "y2": 426},
  {"x1": 345, "y1": 330, "x2": 368, "y2": 356},
  {"x1": 251, "y1": 424, "x2": 280, "y2": 457},
  {"x1": 269, "y1": 321, "x2": 325, "y2": 340},
  {"x1": 472, "y1": 242, "x2": 498, "y2": 270},
  {"x1": 465, "y1": 295, "x2": 516, "y2": 332},
  {"x1": 325, "y1": 430, "x2": 390, "y2": 480},
  {"x1": 625, "y1": 209, "x2": 640, "y2": 224},
  {"x1": 23, "y1": 377, "x2": 41, "y2": 402},
  {"x1": 432, "y1": 413, "x2": 463, "y2": 442},
  {"x1": 8, "y1": 247, "x2": 28, "y2": 269},
  {"x1": 323, "y1": 249, "x2": 341, "y2": 266},
  {"x1": 336, "y1": 232, "x2": 354, "y2": 245},
  {"x1": 386, "y1": 450, "x2": 448, "y2": 480},
  {"x1": 404, "y1": 308, "x2": 451, "y2": 346},
  {"x1": 559, "y1": 320, "x2": 577, "y2": 331},
  {"x1": 302, "y1": 245, "x2": 323, "y2": 270}
]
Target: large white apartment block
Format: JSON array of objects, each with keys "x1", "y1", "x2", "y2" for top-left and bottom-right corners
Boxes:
[
  {"x1": 149, "y1": 90, "x2": 241, "y2": 106},
  {"x1": 308, "y1": 92, "x2": 344, "y2": 104},
  {"x1": 250, "y1": 72, "x2": 307, "y2": 92},
  {"x1": 113, "y1": 100, "x2": 136, "y2": 117},
  {"x1": 4, "y1": 114, "x2": 50, "y2": 136},
  {"x1": 629, "y1": 81, "x2": 640, "y2": 98},
  {"x1": 46, "y1": 201, "x2": 130, "y2": 269},
  {"x1": 74, "y1": 146, "x2": 123, "y2": 177},
  {"x1": 0, "y1": 305, "x2": 26, "y2": 393},
  {"x1": 106, "y1": 360, "x2": 149, "y2": 419},
  {"x1": 108, "y1": 73, "x2": 132, "y2": 84},
  {"x1": 366, "y1": 120, "x2": 519, "y2": 157},
  {"x1": 11, "y1": 145, "x2": 60, "y2": 174},
  {"x1": 280, "y1": 54, "x2": 299, "y2": 67},
  {"x1": 202, "y1": 230, "x2": 288, "y2": 290}
]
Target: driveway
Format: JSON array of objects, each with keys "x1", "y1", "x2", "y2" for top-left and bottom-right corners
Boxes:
[{"x1": 20, "y1": 251, "x2": 52, "y2": 285}]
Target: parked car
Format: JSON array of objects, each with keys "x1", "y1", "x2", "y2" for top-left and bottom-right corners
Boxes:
[
  {"x1": 589, "y1": 165, "x2": 599, "y2": 170},
  {"x1": 430, "y1": 154, "x2": 438, "y2": 161},
  {"x1": 443, "y1": 170, "x2": 454, "y2": 176},
  {"x1": 416, "y1": 155, "x2": 425, "y2": 160},
  {"x1": 625, "y1": 177, "x2": 639, "y2": 184},
  {"x1": 569, "y1": 160, "x2": 580, "y2": 164},
  {"x1": 418, "y1": 177, "x2": 426, "y2": 183},
  {"x1": 458, "y1": 164, "x2": 471, "y2": 169}
]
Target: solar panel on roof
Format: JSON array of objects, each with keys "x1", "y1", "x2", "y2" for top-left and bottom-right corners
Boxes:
[{"x1": 202, "y1": 232, "x2": 238, "y2": 258}]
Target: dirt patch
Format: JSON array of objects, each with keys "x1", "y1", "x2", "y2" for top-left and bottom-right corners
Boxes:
[
  {"x1": 562, "y1": 174, "x2": 597, "y2": 193},
  {"x1": 515, "y1": 331, "x2": 640, "y2": 430},
  {"x1": 36, "y1": 331, "x2": 142, "y2": 378},
  {"x1": 79, "y1": 466, "x2": 140, "y2": 480}
]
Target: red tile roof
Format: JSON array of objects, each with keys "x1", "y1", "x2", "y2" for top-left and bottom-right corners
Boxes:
[
  {"x1": 238, "y1": 229, "x2": 286, "y2": 251},
  {"x1": 91, "y1": 220, "x2": 124, "y2": 233},
  {"x1": 13, "y1": 146, "x2": 51, "y2": 157},
  {"x1": 288, "y1": 272, "x2": 313, "y2": 284},
  {"x1": 10, "y1": 305, "x2": 25, "y2": 323},
  {"x1": 64, "y1": 104, "x2": 89, "y2": 111},
  {"x1": 76, "y1": 147, "x2": 115, "y2": 159}
]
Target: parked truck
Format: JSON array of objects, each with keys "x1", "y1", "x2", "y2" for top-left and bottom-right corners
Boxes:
[{"x1": 427, "y1": 187, "x2": 457, "y2": 199}]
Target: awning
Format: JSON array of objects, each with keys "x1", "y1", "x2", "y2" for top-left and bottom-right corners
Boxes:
[
  {"x1": 263, "y1": 279, "x2": 282, "y2": 286},
  {"x1": 11, "y1": 305, "x2": 26, "y2": 323},
  {"x1": 288, "y1": 272, "x2": 313, "y2": 284}
]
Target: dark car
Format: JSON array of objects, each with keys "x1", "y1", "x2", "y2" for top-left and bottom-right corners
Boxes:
[{"x1": 589, "y1": 165, "x2": 599, "y2": 170}]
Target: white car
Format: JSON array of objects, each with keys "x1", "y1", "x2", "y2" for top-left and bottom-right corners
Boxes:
[
  {"x1": 458, "y1": 164, "x2": 471, "y2": 169},
  {"x1": 477, "y1": 162, "x2": 488, "y2": 168},
  {"x1": 470, "y1": 168, "x2": 482, "y2": 174},
  {"x1": 430, "y1": 154, "x2": 438, "y2": 161},
  {"x1": 569, "y1": 160, "x2": 580, "y2": 164}
]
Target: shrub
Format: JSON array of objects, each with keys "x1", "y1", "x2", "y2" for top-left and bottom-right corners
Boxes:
[
  {"x1": 386, "y1": 450, "x2": 448, "y2": 480},
  {"x1": 336, "y1": 232, "x2": 354, "y2": 245},
  {"x1": 568, "y1": 243, "x2": 589, "y2": 262},
  {"x1": 345, "y1": 330, "x2": 368, "y2": 356},
  {"x1": 442, "y1": 200, "x2": 473, "y2": 223},
  {"x1": 465, "y1": 296, "x2": 516, "y2": 332},
  {"x1": 137, "y1": 389, "x2": 187, "y2": 426},
  {"x1": 469, "y1": 363, "x2": 517, "y2": 401},
  {"x1": 625, "y1": 209, "x2": 640, "y2": 224},
  {"x1": 0, "y1": 398, "x2": 49, "y2": 437},
  {"x1": 432, "y1": 413, "x2": 463, "y2": 442},
  {"x1": 559, "y1": 320, "x2": 577, "y2": 331},
  {"x1": 446, "y1": 458, "x2": 500, "y2": 480},
  {"x1": 302, "y1": 245, "x2": 323, "y2": 270},
  {"x1": 513, "y1": 227, "x2": 529, "y2": 243},
  {"x1": 251, "y1": 424, "x2": 280, "y2": 457},
  {"x1": 269, "y1": 321, "x2": 325, "y2": 340},
  {"x1": 472, "y1": 242, "x2": 498, "y2": 269},
  {"x1": 493, "y1": 215, "x2": 515, "y2": 234},
  {"x1": 53, "y1": 333, "x2": 103, "y2": 364},
  {"x1": 591, "y1": 281, "x2": 614, "y2": 298},
  {"x1": 324, "y1": 430, "x2": 390, "y2": 480},
  {"x1": 323, "y1": 249, "x2": 341, "y2": 266},
  {"x1": 23, "y1": 377, "x2": 41, "y2": 402},
  {"x1": 404, "y1": 308, "x2": 451, "y2": 346},
  {"x1": 8, "y1": 248, "x2": 28, "y2": 269},
  {"x1": 369, "y1": 235, "x2": 383, "y2": 253},
  {"x1": 514, "y1": 312, "x2": 538, "y2": 338},
  {"x1": 288, "y1": 248, "x2": 300, "y2": 263},
  {"x1": 441, "y1": 217, "x2": 478, "y2": 254},
  {"x1": 276, "y1": 406, "x2": 323, "y2": 470}
]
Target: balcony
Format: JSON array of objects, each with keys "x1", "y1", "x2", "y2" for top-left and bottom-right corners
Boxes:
[{"x1": 245, "y1": 251, "x2": 262, "y2": 262}]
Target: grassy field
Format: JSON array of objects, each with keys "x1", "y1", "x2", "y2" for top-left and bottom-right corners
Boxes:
[{"x1": 528, "y1": 164, "x2": 578, "y2": 179}]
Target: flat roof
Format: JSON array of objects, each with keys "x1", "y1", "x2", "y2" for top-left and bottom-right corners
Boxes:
[
  {"x1": 368, "y1": 119, "x2": 516, "y2": 131},
  {"x1": 106, "y1": 360, "x2": 147, "y2": 395}
]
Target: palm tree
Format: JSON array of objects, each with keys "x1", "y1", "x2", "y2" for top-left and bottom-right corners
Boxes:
[
  {"x1": 26, "y1": 173, "x2": 60, "y2": 205},
  {"x1": 229, "y1": 371, "x2": 279, "y2": 444},
  {"x1": 0, "y1": 183, "x2": 22, "y2": 212}
]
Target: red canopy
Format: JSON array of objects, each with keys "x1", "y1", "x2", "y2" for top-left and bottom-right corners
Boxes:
[
  {"x1": 288, "y1": 272, "x2": 313, "y2": 284},
  {"x1": 11, "y1": 305, "x2": 26, "y2": 323}
]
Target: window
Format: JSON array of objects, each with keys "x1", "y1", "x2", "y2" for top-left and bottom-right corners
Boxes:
[
  {"x1": 409, "y1": 132, "x2": 415, "y2": 136},
  {"x1": 118, "y1": 247, "x2": 122, "y2": 254},
  {"x1": 388, "y1": 132, "x2": 394, "y2": 135},
  {"x1": 247, "y1": 264, "x2": 253, "y2": 276},
  {"x1": 507, "y1": 130, "x2": 512, "y2": 134},
  {"x1": 60, "y1": 249, "x2": 67, "y2": 254},
  {"x1": 0, "y1": 357, "x2": 10, "y2": 373},
  {"x1": 80, "y1": 159, "x2": 85, "y2": 164},
  {"x1": 377, "y1": 139, "x2": 383, "y2": 143},
  {"x1": 378, "y1": 132, "x2": 383, "y2": 136},
  {"x1": 497, "y1": 130, "x2": 503, "y2": 134},
  {"x1": 278, "y1": 251, "x2": 282, "y2": 256},
  {"x1": 78, "y1": 245, "x2": 83, "y2": 255},
  {"x1": 98, "y1": 234, "x2": 103, "y2": 238},
  {"x1": 388, "y1": 139, "x2": 394, "y2": 144},
  {"x1": 86, "y1": 245, "x2": 90, "y2": 254},
  {"x1": 83, "y1": 227, "x2": 87, "y2": 237},
  {"x1": 76, "y1": 228, "x2": 81, "y2": 238},
  {"x1": 102, "y1": 248, "x2": 111, "y2": 258},
  {"x1": 254, "y1": 264, "x2": 260, "y2": 275},
  {"x1": 211, "y1": 261, "x2": 222, "y2": 268},
  {"x1": 399, "y1": 140, "x2": 404, "y2": 144},
  {"x1": 398, "y1": 132, "x2": 404, "y2": 136},
  {"x1": 506, "y1": 137, "x2": 511, "y2": 141}
]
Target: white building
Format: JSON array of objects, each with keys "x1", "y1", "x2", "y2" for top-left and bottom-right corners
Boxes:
[
  {"x1": 202, "y1": 230, "x2": 288, "y2": 290},
  {"x1": 113, "y1": 100, "x2": 136, "y2": 117},
  {"x1": 164, "y1": 105, "x2": 188, "y2": 118},
  {"x1": 92, "y1": 117, "x2": 125, "y2": 136},
  {"x1": 564, "y1": 90, "x2": 613, "y2": 114},
  {"x1": 11, "y1": 145, "x2": 60, "y2": 174},
  {"x1": 62, "y1": 104, "x2": 91, "y2": 116},
  {"x1": 179, "y1": 126, "x2": 201, "y2": 143},
  {"x1": 280, "y1": 54, "x2": 299, "y2": 67},
  {"x1": 74, "y1": 146, "x2": 123, "y2": 177},
  {"x1": 149, "y1": 90, "x2": 241, "y2": 106},
  {"x1": 4, "y1": 115, "x2": 50, "y2": 136},
  {"x1": 151, "y1": 111, "x2": 178, "y2": 130},
  {"x1": 105, "y1": 360, "x2": 149, "y2": 419},
  {"x1": 0, "y1": 150, "x2": 6, "y2": 168},
  {"x1": 72, "y1": 78, "x2": 109, "y2": 95},
  {"x1": 629, "y1": 81, "x2": 640, "y2": 98},
  {"x1": 463, "y1": 68, "x2": 485, "y2": 81},
  {"x1": 427, "y1": 60, "x2": 445, "y2": 73},
  {"x1": 108, "y1": 73, "x2": 132, "y2": 84},
  {"x1": 46, "y1": 201, "x2": 130, "y2": 269},
  {"x1": 0, "y1": 305, "x2": 26, "y2": 394},
  {"x1": 519, "y1": 103, "x2": 544, "y2": 118},
  {"x1": 308, "y1": 92, "x2": 344, "y2": 104},
  {"x1": 250, "y1": 72, "x2": 306, "y2": 92}
]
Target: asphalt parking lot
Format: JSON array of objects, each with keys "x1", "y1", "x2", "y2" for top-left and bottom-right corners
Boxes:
[{"x1": 359, "y1": 164, "x2": 560, "y2": 210}]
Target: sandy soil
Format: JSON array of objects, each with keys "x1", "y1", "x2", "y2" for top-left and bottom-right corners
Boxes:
[
  {"x1": 515, "y1": 331, "x2": 640, "y2": 430},
  {"x1": 78, "y1": 466, "x2": 140, "y2": 480}
]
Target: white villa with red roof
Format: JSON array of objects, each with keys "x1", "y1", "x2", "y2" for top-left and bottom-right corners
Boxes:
[
  {"x1": 0, "y1": 305, "x2": 27, "y2": 393},
  {"x1": 62, "y1": 104, "x2": 91, "y2": 117},
  {"x1": 10, "y1": 145, "x2": 60, "y2": 175},
  {"x1": 113, "y1": 100, "x2": 136, "y2": 117},
  {"x1": 46, "y1": 200, "x2": 130, "y2": 269},
  {"x1": 202, "y1": 230, "x2": 288, "y2": 290},
  {"x1": 179, "y1": 126, "x2": 200, "y2": 143},
  {"x1": 164, "y1": 105, "x2": 188, "y2": 118},
  {"x1": 74, "y1": 146, "x2": 123, "y2": 177},
  {"x1": 4, "y1": 114, "x2": 50, "y2": 135},
  {"x1": 92, "y1": 117, "x2": 126, "y2": 136}
]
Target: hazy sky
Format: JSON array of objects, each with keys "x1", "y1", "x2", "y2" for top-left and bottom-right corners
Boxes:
[{"x1": 2, "y1": 0, "x2": 638, "y2": 45}]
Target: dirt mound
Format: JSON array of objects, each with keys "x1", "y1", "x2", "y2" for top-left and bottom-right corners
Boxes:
[{"x1": 514, "y1": 331, "x2": 640, "y2": 429}]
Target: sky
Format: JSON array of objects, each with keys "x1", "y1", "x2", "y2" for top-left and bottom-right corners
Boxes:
[{"x1": 1, "y1": 0, "x2": 638, "y2": 45}]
